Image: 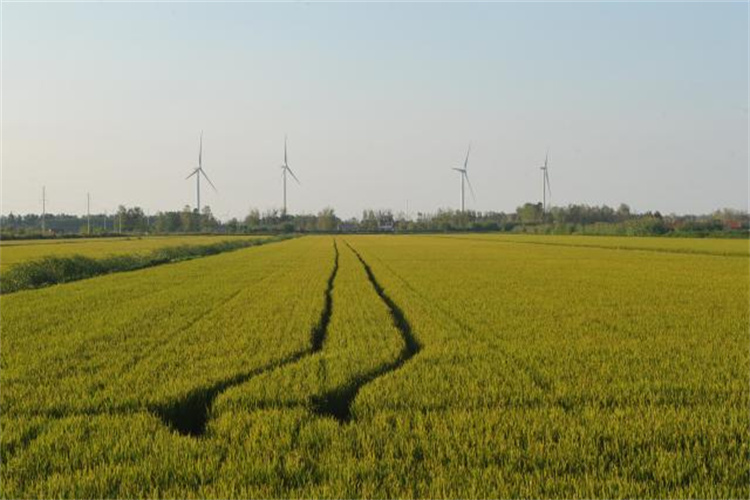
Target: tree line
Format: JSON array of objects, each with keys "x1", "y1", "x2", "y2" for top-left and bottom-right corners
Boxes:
[{"x1": 1, "y1": 203, "x2": 747, "y2": 239}]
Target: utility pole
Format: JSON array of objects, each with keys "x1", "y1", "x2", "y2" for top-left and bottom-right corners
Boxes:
[
  {"x1": 87, "y1": 193, "x2": 91, "y2": 235},
  {"x1": 41, "y1": 186, "x2": 46, "y2": 234},
  {"x1": 119, "y1": 210, "x2": 123, "y2": 234}
]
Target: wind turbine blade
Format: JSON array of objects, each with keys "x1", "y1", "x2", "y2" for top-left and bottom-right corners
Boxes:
[
  {"x1": 452, "y1": 167, "x2": 465, "y2": 173},
  {"x1": 464, "y1": 143, "x2": 471, "y2": 169},
  {"x1": 284, "y1": 135, "x2": 288, "y2": 166},
  {"x1": 200, "y1": 169, "x2": 218, "y2": 191},
  {"x1": 286, "y1": 166, "x2": 301, "y2": 184},
  {"x1": 545, "y1": 169, "x2": 552, "y2": 197},
  {"x1": 186, "y1": 168, "x2": 198, "y2": 180},
  {"x1": 464, "y1": 172, "x2": 476, "y2": 201},
  {"x1": 199, "y1": 131, "x2": 203, "y2": 168}
]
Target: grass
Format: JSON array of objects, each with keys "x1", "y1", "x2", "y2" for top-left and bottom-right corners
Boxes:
[{"x1": 1, "y1": 234, "x2": 747, "y2": 498}]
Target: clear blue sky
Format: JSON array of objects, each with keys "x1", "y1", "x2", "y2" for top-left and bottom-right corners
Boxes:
[{"x1": 2, "y1": 2, "x2": 747, "y2": 219}]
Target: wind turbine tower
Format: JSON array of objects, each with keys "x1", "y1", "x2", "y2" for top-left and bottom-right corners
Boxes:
[
  {"x1": 186, "y1": 131, "x2": 217, "y2": 212},
  {"x1": 540, "y1": 151, "x2": 552, "y2": 213},
  {"x1": 280, "y1": 135, "x2": 300, "y2": 216},
  {"x1": 452, "y1": 143, "x2": 475, "y2": 212}
]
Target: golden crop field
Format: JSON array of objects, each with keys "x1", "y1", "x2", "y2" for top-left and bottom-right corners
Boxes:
[
  {"x1": 0, "y1": 235, "x2": 266, "y2": 270},
  {"x1": 439, "y1": 233, "x2": 750, "y2": 257},
  {"x1": 1, "y1": 235, "x2": 747, "y2": 498}
]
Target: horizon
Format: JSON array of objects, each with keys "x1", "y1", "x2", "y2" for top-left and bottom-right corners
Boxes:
[
  {"x1": 1, "y1": 200, "x2": 745, "y2": 222},
  {"x1": 2, "y1": 2, "x2": 748, "y2": 220}
]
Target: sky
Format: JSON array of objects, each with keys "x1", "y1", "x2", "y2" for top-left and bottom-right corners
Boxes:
[{"x1": 2, "y1": 2, "x2": 748, "y2": 220}]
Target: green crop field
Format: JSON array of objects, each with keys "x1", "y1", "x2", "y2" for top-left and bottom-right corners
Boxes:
[
  {"x1": 1, "y1": 235, "x2": 747, "y2": 498},
  {"x1": 0, "y1": 235, "x2": 267, "y2": 270}
]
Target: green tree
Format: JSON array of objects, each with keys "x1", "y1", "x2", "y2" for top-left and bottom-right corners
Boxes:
[
  {"x1": 361, "y1": 210, "x2": 378, "y2": 232},
  {"x1": 245, "y1": 209, "x2": 261, "y2": 230},
  {"x1": 180, "y1": 205, "x2": 195, "y2": 232},
  {"x1": 316, "y1": 207, "x2": 338, "y2": 232},
  {"x1": 517, "y1": 203, "x2": 543, "y2": 224},
  {"x1": 226, "y1": 218, "x2": 240, "y2": 233},
  {"x1": 201, "y1": 206, "x2": 218, "y2": 232}
]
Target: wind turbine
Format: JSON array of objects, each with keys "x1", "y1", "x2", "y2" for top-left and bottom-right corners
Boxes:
[
  {"x1": 280, "y1": 135, "x2": 300, "y2": 216},
  {"x1": 452, "y1": 143, "x2": 475, "y2": 212},
  {"x1": 540, "y1": 150, "x2": 552, "y2": 213},
  {"x1": 185, "y1": 131, "x2": 217, "y2": 212}
]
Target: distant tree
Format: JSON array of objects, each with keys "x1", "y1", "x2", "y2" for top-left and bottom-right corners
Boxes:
[
  {"x1": 517, "y1": 203, "x2": 543, "y2": 224},
  {"x1": 126, "y1": 207, "x2": 147, "y2": 232},
  {"x1": 180, "y1": 205, "x2": 195, "y2": 232},
  {"x1": 617, "y1": 203, "x2": 631, "y2": 221},
  {"x1": 201, "y1": 206, "x2": 218, "y2": 232},
  {"x1": 263, "y1": 209, "x2": 282, "y2": 227},
  {"x1": 154, "y1": 211, "x2": 179, "y2": 233},
  {"x1": 245, "y1": 209, "x2": 261, "y2": 230},
  {"x1": 226, "y1": 217, "x2": 240, "y2": 233},
  {"x1": 316, "y1": 207, "x2": 338, "y2": 232}
]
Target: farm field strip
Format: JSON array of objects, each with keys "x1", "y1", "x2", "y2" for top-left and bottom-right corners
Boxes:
[
  {"x1": 437, "y1": 233, "x2": 750, "y2": 257},
  {"x1": 213, "y1": 238, "x2": 415, "y2": 424},
  {"x1": 159, "y1": 240, "x2": 340, "y2": 437},
  {"x1": 341, "y1": 235, "x2": 748, "y2": 497},
  {"x1": 0, "y1": 235, "x2": 268, "y2": 269},
  {"x1": 1, "y1": 238, "x2": 335, "y2": 421},
  {"x1": 349, "y1": 239, "x2": 549, "y2": 414},
  {"x1": 0, "y1": 235, "x2": 261, "y2": 247},
  {"x1": 0, "y1": 249, "x2": 278, "y2": 356},
  {"x1": 361, "y1": 243, "x2": 739, "y2": 411},
  {"x1": 312, "y1": 240, "x2": 421, "y2": 421},
  {"x1": 1, "y1": 237, "x2": 428, "y2": 497},
  {"x1": 352, "y1": 235, "x2": 748, "y2": 409},
  {"x1": 1, "y1": 238, "x2": 341, "y2": 497},
  {"x1": 0, "y1": 237, "x2": 289, "y2": 295},
  {"x1": 1, "y1": 261, "x2": 287, "y2": 417},
  {"x1": 1, "y1": 237, "x2": 154, "y2": 247}
]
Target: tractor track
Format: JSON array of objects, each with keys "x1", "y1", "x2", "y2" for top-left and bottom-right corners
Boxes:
[
  {"x1": 154, "y1": 240, "x2": 340, "y2": 437},
  {"x1": 311, "y1": 240, "x2": 421, "y2": 423},
  {"x1": 8, "y1": 240, "x2": 341, "y2": 441}
]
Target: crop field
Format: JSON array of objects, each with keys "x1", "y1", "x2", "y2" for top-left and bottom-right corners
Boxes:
[
  {"x1": 1, "y1": 235, "x2": 747, "y2": 498},
  {"x1": 0, "y1": 235, "x2": 267, "y2": 270},
  {"x1": 439, "y1": 233, "x2": 750, "y2": 257}
]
